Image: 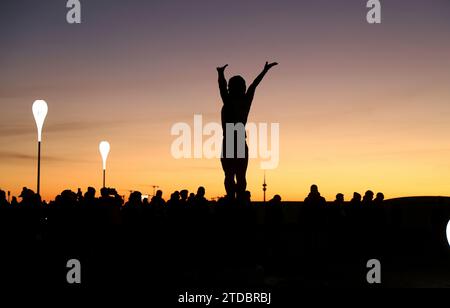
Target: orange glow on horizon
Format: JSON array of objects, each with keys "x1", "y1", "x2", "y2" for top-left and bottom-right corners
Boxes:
[{"x1": 1, "y1": 1, "x2": 450, "y2": 202}]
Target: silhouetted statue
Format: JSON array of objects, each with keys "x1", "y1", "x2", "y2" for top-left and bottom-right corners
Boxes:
[
  {"x1": 217, "y1": 62, "x2": 278, "y2": 201},
  {"x1": 362, "y1": 190, "x2": 374, "y2": 206},
  {"x1": 349, "y1": 192, "x2": 362, "y2": 207},
  {"x1": 373, "y1": 192, "x2": 384, "y2": 206},
  {"x1": 304, "y1": 184, "x2": 326, "y2": 207}
]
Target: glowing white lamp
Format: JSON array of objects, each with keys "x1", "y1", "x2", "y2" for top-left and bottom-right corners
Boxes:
[
  {"x1": 32, "y1": 100, "x2": 48, "y2": 142},
  {"x1": 32, "y1": 100, "x2": 48, "y2": 195},
  {"x1": 447, "y1": 220, "x2": 450, "y2": 248},
  {"x1": 99, "y1": 141, "x2": 111, "y2": 188}
]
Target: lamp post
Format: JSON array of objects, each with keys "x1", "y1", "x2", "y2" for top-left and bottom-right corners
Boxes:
[
  {"x1": 152, "y1": 185, "x2": 159, "y2": 197},
  {"x1": 262, "y1": 171, "x2": 267, "y2": 203},
  {"x1": 99, "y1": 141, "x2": 110, "y2": 188},
  {"x1": 447, "y1": 220, "x2": 450, "y2": 248},
  {"x1": 32, "y1": 100, "x2": 48, "y2": 196}
]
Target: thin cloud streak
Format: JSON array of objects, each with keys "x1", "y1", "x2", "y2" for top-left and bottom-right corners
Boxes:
[
  {"x1": 0, "y1": 151, "x2": 93, "y2": 164},
  {"x1": 0, "y1": 120, "x2": 131, "y2": 138}
]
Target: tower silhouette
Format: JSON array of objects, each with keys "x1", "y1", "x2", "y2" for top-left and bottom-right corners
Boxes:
[{"x1": 263, "y1": 171, "x2": 267, "y2": 203}]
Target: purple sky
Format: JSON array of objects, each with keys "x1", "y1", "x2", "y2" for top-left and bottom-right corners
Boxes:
[{"x1": 1, "y1": 0, "x2": 450, "y2": 201}]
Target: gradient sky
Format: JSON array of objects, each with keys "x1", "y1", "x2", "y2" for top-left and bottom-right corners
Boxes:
[{"x1": 1, "y1": 0, "x2": 450, "y2": 201}]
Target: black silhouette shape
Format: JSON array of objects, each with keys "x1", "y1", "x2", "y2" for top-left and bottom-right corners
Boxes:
[
  {"x1": 362, "y1": 190, "x2": 374, "y2": 206},
  {"x1": 10, "y1": 196, "x2": 18, "y2": 207},
  {"x1": 151, "y1": 190, "x2": 165, "y2": 207},
  {"x1": 304, "y1": 184, "x2": 326, "y2": 207},
  {"x1": 180, "y1": 189, "x2": 189, "y2": 204},
  {"x1": 334, "y1": 193, "x2": 345, "y2": 206},
  {"x1": 266, "y1": 194, "x2": 283, "y2": 225},
  {"x1": 2, "y1": 181, "x2": 450, "y2": 289},
  {"x1": 19, "y1": 186, "x2": 39, "y2": 207},
  {"x1": 0, "y1": 189, "x2": 9, "y2": 207},
  {"x1": 374, "y1": 192, "x2": 384, "y2": 206},
  {"x1": 350, "y1": 192, "x2": 362, "y2": 207},
  {"x1": 195, "y1": 186, "x2": 207, "y2": 207},
  {"x1": 83, "y1": 187, "x2": 97, "y2": 207},
  {"x1": 217, "y1": 62, "x2": 278, "y2": 200}
]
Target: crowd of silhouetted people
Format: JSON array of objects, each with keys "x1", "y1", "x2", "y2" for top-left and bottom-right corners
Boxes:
[
  {"x1": 0, "y1": 184, "x2": 385, "y2": 210},
  {"x1": 0, "y1": 184, "x2": 389, "y2": 228},
  {"x1": 303, "y1": 184, "x2": 384, "y2": 208},
  {"x1": 1, "y1": 184, "x2": 449, "y2": 289}
]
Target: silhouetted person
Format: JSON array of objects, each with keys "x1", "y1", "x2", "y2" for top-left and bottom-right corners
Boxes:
[
  {"x1": 187, "y1": 193, "x2": 196, "y2": 205},
  {"x1": 150, "y1": 190, "x2": 166, "y2": 219},
  {"x1": 362, "y1": 190, "x2": 374, "y2": 206},
  {"x1": 373, "y1": 192, "x2": 384, "y2": 206},
  {"x1": 59, "y1": 190, "x2": 78, "y2": 208},
  {"x1": 76, "y1": 188, "x2": 83, "y2": 202},
  {"x1": 179, "y1": 189, "x2": 189, "y2": 216},
  {"x1": 180, "y1": 190, "x2": 189, "y2": 204},
  {"x1": 217, "y1": 62, "x2": 278, "y2": 200},
  {"x1": 123, "y1": 191, "x2": 142, "y2": 223},
  {"x1": 83, "y1": 187, "x2": 97, "y2": 207},
  {"x1": 0, "y1": 190, "x2": 9, "y2": 207},
  {"x1": 151, "y1": 190, "x2": 165, "y2": 207},
  {"x1": 267, "y1": 195, "x2": 283, "y2": 225},
  {"x1": 11, "y1": 196, "x2": 18, "y2": 207},
  {"x1": 167, "y1": 191, "x2": 181, "y2": 218},
  {"x1": 99, "y1": 188, "x2": 123, "y2": 209},
  {"x1": 349, "y1": 192, "x2": 362, "y2": 207},
  {"x1": 167, "y1": 191, "x2": 180, "y2": 205},
  {"x1": 99, "y1": 188, "x2": 123, "y2": 224},
  {"x1": 270, "y1": 194, "x2": 282, "y2": 205},
  {"x1": 195, "y1": 187, "x2": 207, "y2": 204},
  {"x1": 142, "y1": 197, "x2": 150, "y2": 207},
  {"x1": 192, "y1": 186, "x2": 208, "y2": 218},
  {"x1": 125, "y1": 191, "x2": 143, "y2": 208},
  {"x1": 19, "y1": 187, "x2": 39, "y2": 207},
  {"x1": 334, "y1": 193, "x2": 345, "y2": 206},
  {"x1": 244, "y1": 190, "x2": 252, "y2": 206},
  {"x1": 304, "y1": 184, "x2": 326, "y2": 207}
]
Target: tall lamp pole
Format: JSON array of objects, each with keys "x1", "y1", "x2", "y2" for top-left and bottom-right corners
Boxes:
[
  {"x1": 99, "y1": 141, "x2": 111, "y2": 188},
  {"x1": 152, "y1": 185, "x2": 159, "y2": 197},
  {"x1": 32, "y1": 100, "x2": 48, "y2": 196},
  {"x1": 446, "y1": 220, "x2": 450, "y2": 248},
  {"x1": 263, "y1": 171, "x2": 267, "y2": 203}
]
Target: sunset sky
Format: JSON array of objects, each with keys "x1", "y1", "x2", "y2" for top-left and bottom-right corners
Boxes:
[{"x1": 1, "y1": 0, "x2": 450, "y2": 202}]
